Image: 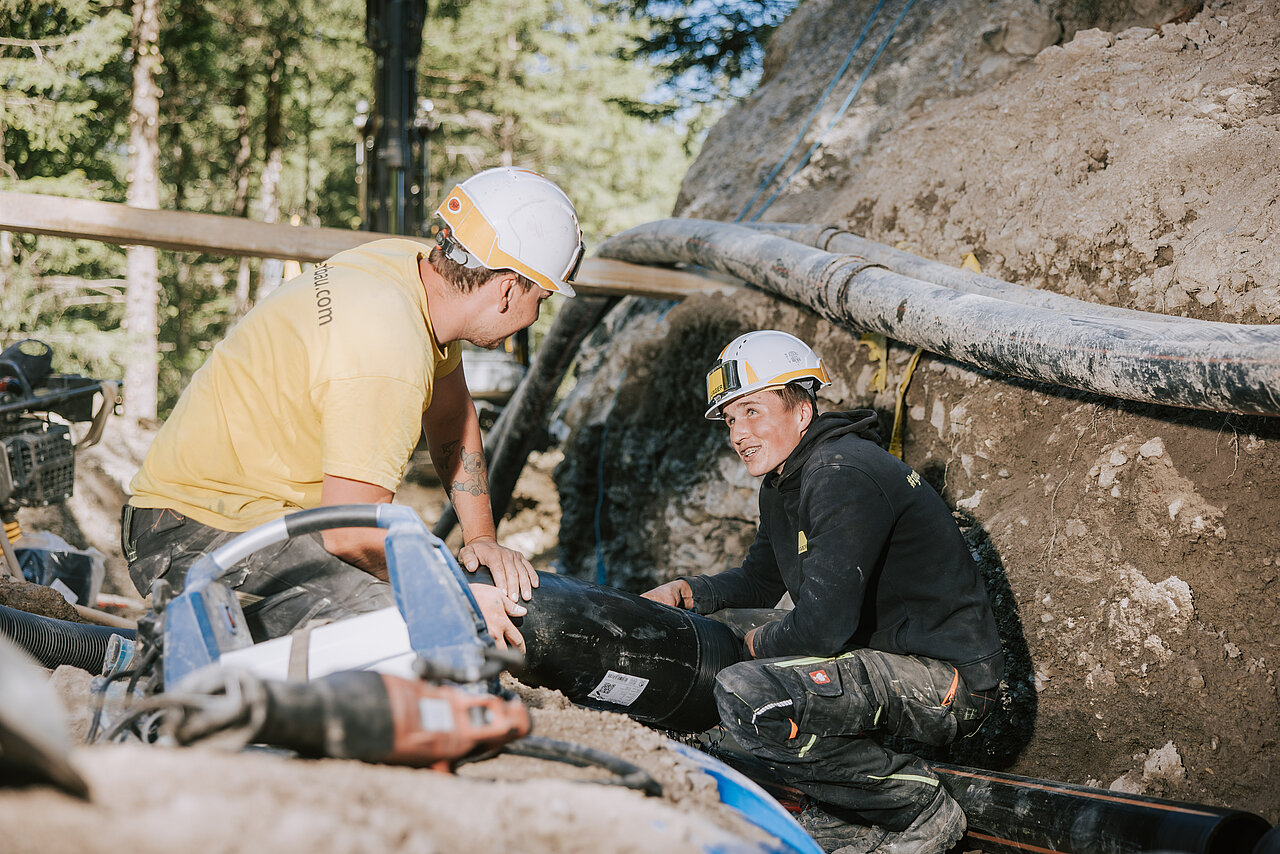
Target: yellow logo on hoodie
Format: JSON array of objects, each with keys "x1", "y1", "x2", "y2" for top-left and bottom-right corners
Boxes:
[{"x1": 798, "y1": 530, "x2": 808, "y2": 554}]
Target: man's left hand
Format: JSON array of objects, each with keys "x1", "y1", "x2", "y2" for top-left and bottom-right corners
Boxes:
[{"x1": 459, "y1": 538, "x2": 538, "y2": 601}]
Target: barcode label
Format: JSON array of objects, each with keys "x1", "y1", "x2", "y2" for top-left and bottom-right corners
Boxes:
[{"x1": 587, "y1": 670, "x2": 649, "y2": 706}]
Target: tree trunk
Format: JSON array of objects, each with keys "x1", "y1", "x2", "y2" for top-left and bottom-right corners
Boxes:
[
  {"x1": 123, "y1": 0, "x2": 163, "y2": 421},
  {"x1": 230, "y1": 77, "x2": 255, "y2": 317},
  {"x1": 257, "y1": 48, "x2": 286, "y2": 299},
  {"x1": 0, "y1": 231, "x2": 12, "y2": 292}
]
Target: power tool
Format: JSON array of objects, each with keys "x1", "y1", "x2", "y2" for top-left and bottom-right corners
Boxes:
[
  {"x1": 93, "y1": 503, "x2": 532, "y2": 771},
  {"x1": 135, "y1": 666, "x2": 530, "y2": 772},
  {"x1": 156, "y1": 503, "x2": 493, "y2": 689}
]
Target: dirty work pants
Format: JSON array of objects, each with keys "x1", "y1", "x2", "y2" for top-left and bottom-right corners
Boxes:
[
  {"x1": 714, "y1": 649, "x2": 999, "y2": 832},
  {"x1": 121, "y1": 505, "x2": 395, "y2": 642}
]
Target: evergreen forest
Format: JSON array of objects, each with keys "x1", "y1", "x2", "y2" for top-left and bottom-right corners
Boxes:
[{"x1": 1, "y1": 0, "x2": 790, "y2": 416}]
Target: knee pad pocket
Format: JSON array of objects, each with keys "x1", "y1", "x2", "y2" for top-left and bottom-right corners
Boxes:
[{"x1": 715, "y1": 663, "x2": 804, "y2": 746}]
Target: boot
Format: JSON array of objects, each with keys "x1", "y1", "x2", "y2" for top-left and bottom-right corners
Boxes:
[
  {"x1": 796, "y1": 798, "x2": 889, "y2": 854},
  {"x1": 875, "y1": 785, "x2": 966, "y2": 854}
]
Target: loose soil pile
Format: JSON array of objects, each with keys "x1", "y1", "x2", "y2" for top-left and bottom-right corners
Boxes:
[{"x1": 556, "y1": 0, "x2": 1279, "y2": 826}]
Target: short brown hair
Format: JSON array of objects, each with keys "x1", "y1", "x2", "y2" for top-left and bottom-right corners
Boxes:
[
  {"x1": 428, "y1": 246, "x2": 537, "y2": 294},
  {"x1": 773, "y1": 382, "x2": 816, "y2": 414}
]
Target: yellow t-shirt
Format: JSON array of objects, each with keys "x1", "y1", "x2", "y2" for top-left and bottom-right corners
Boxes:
[{"x1": 130, "y1": 238, "x2": 461, "y2": 531}]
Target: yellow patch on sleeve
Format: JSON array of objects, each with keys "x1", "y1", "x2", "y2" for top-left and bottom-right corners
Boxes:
[
  {"x1": 906, "y1": 471, "x2": 922, "y2": 488},
  {"x1": 798, "y1": 530, "x2": 808, "y2": 554}
]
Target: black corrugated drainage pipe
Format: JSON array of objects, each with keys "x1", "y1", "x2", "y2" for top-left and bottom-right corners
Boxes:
[
  {"x1": 0, "y1": 603, "x2": 134, "y2": 673},
  {"x1": 598, "y1": 219, "x2": 1280, "y2": 416}
]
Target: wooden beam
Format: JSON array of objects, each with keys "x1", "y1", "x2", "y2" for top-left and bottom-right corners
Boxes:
[
  {"x1": 575, "y1": 257, "x2": 738, "y2": 299},
  {"x1": 0, "y1": 191, "x2": 372, "y2": 261},
  {"x1": 0, "y1": 191, "x2": 740, "y2": 300}
]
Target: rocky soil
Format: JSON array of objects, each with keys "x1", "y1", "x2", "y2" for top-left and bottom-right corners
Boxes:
[{"x1": 555, "y1": 0, "x2": 1280, "y2": 826}]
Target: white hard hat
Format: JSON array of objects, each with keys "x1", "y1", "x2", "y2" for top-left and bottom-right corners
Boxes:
[
  {"x1": 435, "y1": 166, "x2": 583, "y2": 297},
  {"x1": 704, "y1": 330, "x2": 831, "y2": 420}
]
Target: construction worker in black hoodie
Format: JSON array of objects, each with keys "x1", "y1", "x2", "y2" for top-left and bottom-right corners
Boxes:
[{"x1": 643, "y1": 330, "x2": 1005, "y2": 854}]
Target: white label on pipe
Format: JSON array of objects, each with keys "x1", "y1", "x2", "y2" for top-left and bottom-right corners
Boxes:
[{"x1": 587, "y1": 670, "x2": 649, "y2": 707}]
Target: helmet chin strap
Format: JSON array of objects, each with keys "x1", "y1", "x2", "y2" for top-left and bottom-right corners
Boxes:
[{"x1": 435, "y1": 226, "x2": 485, "y2": 270}]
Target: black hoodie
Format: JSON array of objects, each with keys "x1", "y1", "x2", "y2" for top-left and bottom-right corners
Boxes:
[{"x1": 685, "y1": 410, "x2": 1005, "y2": 691}]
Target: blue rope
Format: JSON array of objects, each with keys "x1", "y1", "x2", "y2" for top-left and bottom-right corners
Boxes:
[
  {"x1": 746, "y1": 0, "x2": 918, "y2": 223},
  {"x1": 734, "y1": 0, "x2": 888, "y2": 224},
  {"x1": 594, "y1": 369, "x2": 629, "y2": 586},
  {"x1": 594, "y1": 418, "x2": 610, "y2": 585}
]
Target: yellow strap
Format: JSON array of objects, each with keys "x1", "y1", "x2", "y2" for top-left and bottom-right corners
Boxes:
[
  {"x1": 888, "y1": 347, "x2": 924, "y2": 460},
  {"x1": 858, "y1": 333, "x2": 888, "y2": 392}
]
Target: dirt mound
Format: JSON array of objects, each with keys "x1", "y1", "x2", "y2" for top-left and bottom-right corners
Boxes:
[{"x1": 556, "y1": 0, "x2": 1280, "y2": 823}]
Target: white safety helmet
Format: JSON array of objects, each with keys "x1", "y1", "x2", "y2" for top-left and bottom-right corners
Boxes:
[
  {"x1": 704, "y1": 330, "x2": 831, "y2": 420},
  {"x1": 435, "y1": 166, "x2": 583, "y2": 297}
]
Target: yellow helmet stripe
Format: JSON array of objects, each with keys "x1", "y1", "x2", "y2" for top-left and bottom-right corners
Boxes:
[{"x1": 769, "y1": 365, "x2": 829, "y2": 386}]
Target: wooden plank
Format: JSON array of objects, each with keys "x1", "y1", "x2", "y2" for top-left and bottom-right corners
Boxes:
[
  {"x1": 0, "y1": 191, "x2": 373, "y2": 261},
  {"x1": 574, "y1": 258, "x2": 738, "y2": 299},
  {"x1": 0, "y1": 190, "x2": 739, "y2": 300}
]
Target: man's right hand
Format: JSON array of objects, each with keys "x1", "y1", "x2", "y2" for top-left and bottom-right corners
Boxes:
[
  {"x1": 470, "y1": 583, "x2": 526, "y2": 652},
  {"x1": 641, "y1": 578, "x2": 694, "y2": 609}
]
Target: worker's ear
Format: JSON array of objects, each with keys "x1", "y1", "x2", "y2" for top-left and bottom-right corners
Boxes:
[
  {"x1": 495, "y1": 272, "x2": 520, "y2": 313},
  {"x1": 797, "y1": 398, "x2": 815, "y2": 432}
]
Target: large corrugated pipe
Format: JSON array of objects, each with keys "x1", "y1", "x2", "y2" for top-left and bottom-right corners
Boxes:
[
  {"x1": 0, "y1": 603, "x2": 134, "y2": 673},
  {"x1": 598, "y1": 219, "x2": 1280, "y2": 416}
]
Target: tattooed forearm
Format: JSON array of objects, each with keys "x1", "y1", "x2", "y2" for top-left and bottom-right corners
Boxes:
[
  {"x1": 449, "y1": 447, "x2": 490, "y2": 497},
  {"x1": 437, "y1": 439, "x2": 460, "y2": 472}
]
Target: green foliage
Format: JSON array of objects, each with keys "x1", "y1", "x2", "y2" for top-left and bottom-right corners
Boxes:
[
  {"x1": 1, "y1": 0, "x2": 132, "y2": 379},
  {"x1": 3, "y1": 0, "x2": 704, "y2": 413},
  {"x1": 0, "y1": 0, "x2": 131, "y2": 187},
  {"x1": 611, "y1": 0, "x2": 797, "y2": 105},
  {"x1": 421, "y1": 0, "x2": 690, "y2": 247}
]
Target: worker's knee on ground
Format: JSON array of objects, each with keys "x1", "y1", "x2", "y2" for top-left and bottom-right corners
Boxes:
[{"x1": 713, "y1": 661, "x2": 801, "y2": 746}]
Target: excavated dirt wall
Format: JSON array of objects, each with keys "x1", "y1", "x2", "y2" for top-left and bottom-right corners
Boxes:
[{"x1": 554, "y1": 0, "x2": 1280, "y2": 822}]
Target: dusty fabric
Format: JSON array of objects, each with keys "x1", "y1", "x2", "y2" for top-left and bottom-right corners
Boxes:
[
  {"x1": 122, "y1": 506, "x2": 394, "y2": 641},
  {"x1": 716, "y1": 649, "x2": 998, "y2": 830},
  {"x1": 685, "y1": 410, "x2": 1004, "y2": 689}
]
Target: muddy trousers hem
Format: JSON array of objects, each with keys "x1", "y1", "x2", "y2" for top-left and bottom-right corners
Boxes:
[
  {"x1": 714, "y1": 649, "x2": 999, "y2": 832},
  {"x1": 121, "y1": 505, "x2": 395, "y2": 642}
]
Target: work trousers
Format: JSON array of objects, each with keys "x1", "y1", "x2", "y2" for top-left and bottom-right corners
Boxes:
[
  {"x1": 714, "y1": 649, "x2": 999, "y2": 832},
  {"x1": 121, "y1": 505, "x2": 395, "y2": 642}
]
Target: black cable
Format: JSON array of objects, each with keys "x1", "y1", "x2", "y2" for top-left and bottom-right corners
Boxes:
[
  {"x1": 500, "y1": 736, "x2": 663, "y2": 797},
  {"x1": 86, "y1": 644, "x2": 160, "y2": 744}
]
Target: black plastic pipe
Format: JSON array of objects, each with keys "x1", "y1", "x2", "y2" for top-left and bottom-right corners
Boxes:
[
  {"x1": 502, "y1": 578, "x2": 1274, "y2": 852},
  {"x1": 501, "y1": 570, "x2": 746, "y2": 733},
  {"x1": 933, "y1": 762, "x2": 1272, "y2": 854},
  {"x1": 599, "y1": 219, "x2": 1280, "y2": 416},
  {"x1": 0, "y1": 603, "x2": 134, "y2": 673}
]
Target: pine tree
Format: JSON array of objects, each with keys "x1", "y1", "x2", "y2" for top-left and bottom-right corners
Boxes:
[{"x1": 0, "y1": 0, "x2": 131, "y2": 378}]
